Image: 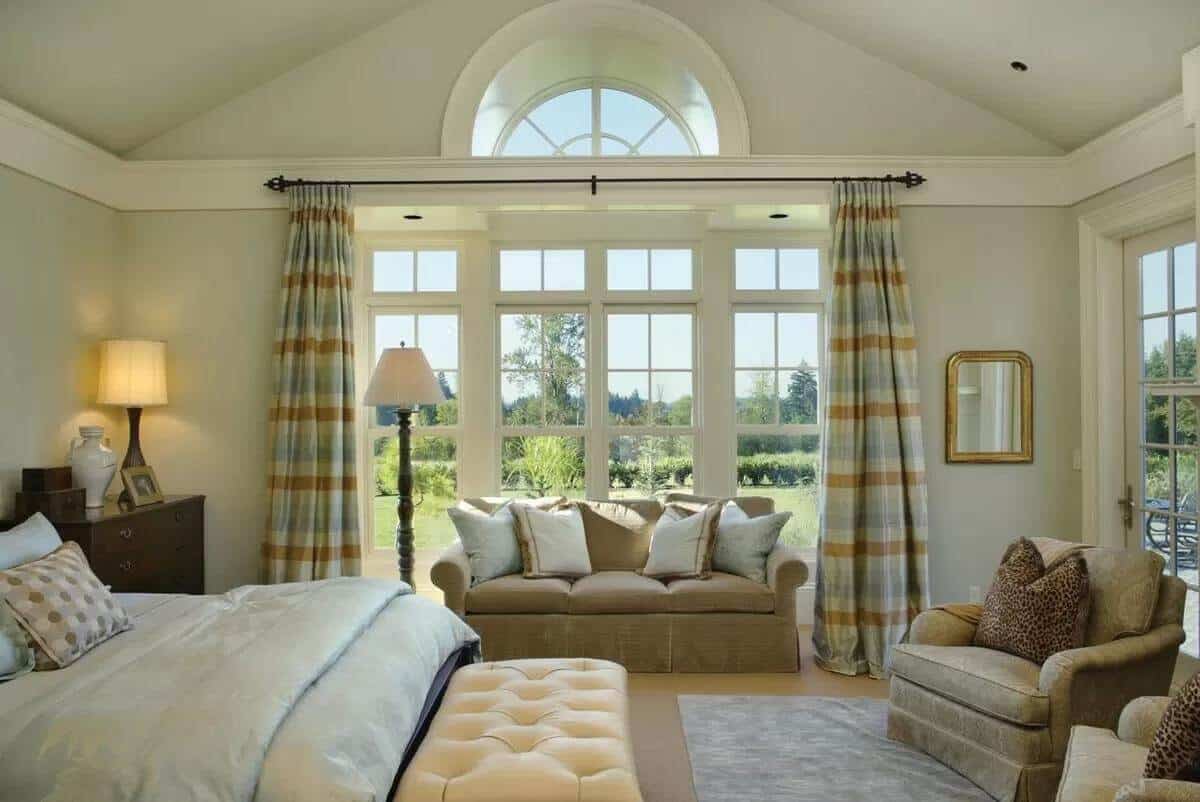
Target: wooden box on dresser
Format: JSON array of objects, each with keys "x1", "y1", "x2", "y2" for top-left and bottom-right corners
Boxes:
[{"x1": 15, "y1": 495, "x2": 206, "y2": 594}]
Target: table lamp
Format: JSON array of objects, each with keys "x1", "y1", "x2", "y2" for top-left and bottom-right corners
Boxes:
[
  {"x1": 97, "y1": 339, "x2": 168, "y2": 503},
  {"x1": 363, "y1": 345, "x2": 445, "y2": 587}
]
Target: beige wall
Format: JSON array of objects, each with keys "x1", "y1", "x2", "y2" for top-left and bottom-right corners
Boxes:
[
  {"x1": 0, "y1": 165, "x2": 119, "y2": 519},
  {"x1": 116, "y1": 210, "x2": 286, "y2": 591},
  {"x1": 902, "y1": 206, "x2": 1081, "y2": 604}
]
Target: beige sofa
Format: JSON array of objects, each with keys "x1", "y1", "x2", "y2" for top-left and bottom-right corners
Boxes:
[
  {"x1": 888, "y1": 543, "x2": 1187, "y2": 802},
  {"x1": 431, "y1": 493, "x2": 808, "y2": 672},
  {"x1": 1055, "y1": 696, "x2": 1200, "y2": 802}
]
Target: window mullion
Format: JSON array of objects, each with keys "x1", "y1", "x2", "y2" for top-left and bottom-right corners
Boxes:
[{"x1": 631, "y1": 116, "x2": 667, "y2": 151}]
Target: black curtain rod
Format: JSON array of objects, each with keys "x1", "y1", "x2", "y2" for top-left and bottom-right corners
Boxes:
[{"x1": 263, "y1": 171, "x2": 926, "y2": 195}]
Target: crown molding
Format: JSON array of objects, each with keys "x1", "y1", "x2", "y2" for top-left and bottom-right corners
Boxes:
[{"x1": 0, "y1": 93, "x2": 1192, "y2": 211}]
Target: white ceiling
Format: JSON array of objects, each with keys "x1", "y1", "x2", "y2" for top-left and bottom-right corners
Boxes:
[
  {"x1": 767, "y1": 0, "x2": 1200, "y2": 149},
  {"x1": 0, "y1": 0, "x2": 1197, "y2": 155}
]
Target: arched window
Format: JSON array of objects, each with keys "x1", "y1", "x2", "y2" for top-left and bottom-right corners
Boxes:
[{"x1": 496, "y1": 81, "x2": 698, "y2": 157}]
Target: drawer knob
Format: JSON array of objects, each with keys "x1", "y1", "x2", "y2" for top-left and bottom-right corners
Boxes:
[
  {"x1": 120, "y1": 528, "x2": 134, "y2": 541},
  {"x1": 174, "y1": 512, "x2": 184, "y2": 524},
  {"x1": 119, "y1": 560, "x2": 134, "y2": 572}
]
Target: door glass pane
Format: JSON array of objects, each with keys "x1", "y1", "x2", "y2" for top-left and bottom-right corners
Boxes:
[
  {"x1": 1143, "y1": 317, "x2": 1169, "y2": 379},
  {"x1": 415, "y1": 371, "x2": 457, "y2": 426},
  {"x1": 650, "y1": 371, "x2": 693, "y2": 425},
  {"x1": 608, "y1": 249, "x2": 648, "y2": 290},
  {"x1": 735, "y1": 313, "x2": 775, "y2": 367},
  {"x1": 1176, "y1": 312, "x2": 1196, "y2": 379},
  {"x1": 608, "y1": 314, "x2": 648, "y2": 369},
  {"x1": 373, "y1": 251, "x2": 414, "y2": 293},
  {"x1": 1176, "y1": 397, "x2": 1198, "y2": 446},
  {"x1": 1143, "y1": 510, "x2": 1171, "y2": 560},
  {"x1": 778, "y1": 313, "x2": 819, "y2": 368},
  {"x1": 374, "y1": 314, "x2": 415, "y2": 361},
  {"x1": 544, "y1": 250, "x2": 585, "y2": 291},
  {"x1": 736, "y1": 434, "x2": 820, "y2": 547},
  {"x1": 1144, "y1": 448, "x2": 1170, "y2": 508},
  {"x1": 373, "y1": 435, "x2": 458, "y2": 551},
  {"x1": 416, "y1": 251, "x2": 456, "y2": 292},
  {"x1": 780, "y1": 370, "x2": 818, "y2": 424},
  {"x1": 608, "y1": 435, "x2": 694, "y2": 499},
  {"x1": 501, "y1": 314, "x2": 540, "y2": 369},
  {"x1": 1184, "y1": 589, "x2": 1198, "y2": 658},
  {"x1": 736, "y1": 370, "x2": 776, "y2": 424},
  {"x1": 417, "y1": 315, "x2": 458, "y2": 370},
  {"x1": 501, "y1": 436, "x2": 585, "y2": 498},
  {"x1": 779, "y1": 249, "x2": 820, "y2": 290},
  {"x1": 608, "y1": 372, "x2": 649, "y2": 425},
  {"x1": 543, "y1": 313, "x2": 586, "y2": 371},
  {"x1": 1175, "y1": 452, "x2": 1198, "y2": 514},
  {"x1": 501, "y1": 372, "x2": 542, "y2": 425},
  {"x1": 1142, "y1": 249, "x2": 1169, "y2": 314},
  {"x1": 500, "y1": 250, "x2": 541, "y2": 291},
  {"x1": 735, "y1": 249, "x2": 775, "y2": 290},
  {"x1": 650, "y1": 249, "x2": 692, "y2": 290},
  {"x1": 545, "y1": 372, "x2": 585, "y2": 426},
  {"x1": 1175, "y1": 242, "x2": 1196, "y2": 308},
  {"x1": 650, "y1": 314, "x2": 692, "y2": 369},
  {"x1": 1144, "y1": 391, "x2": 1169, "y2": 444}
]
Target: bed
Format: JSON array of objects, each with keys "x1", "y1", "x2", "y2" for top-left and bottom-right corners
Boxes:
[{"x1": 0, "y1": 578, "x2": 479, "y2": 802}]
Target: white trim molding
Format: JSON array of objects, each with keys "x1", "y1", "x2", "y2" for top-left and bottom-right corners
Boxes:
[{"x1": 1078, "y1": 175, "x2": 1196, "y2": 548}]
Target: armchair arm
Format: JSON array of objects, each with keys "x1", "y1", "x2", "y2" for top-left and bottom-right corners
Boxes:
[
  {"x1": 1039, "y1": 624, "x2": 1185, "y2": 758},
  {"x1": 908, "y1": 609, "x2": 979, "y2": 647},
  {"x1": 1114, "y1": 779, "x2": 1200, "y2": 802},
  {"x1": 766, "y1": 544, "x2": 808, "y2": 622},
  {"x1": 430, "y1": 540, "x2": 470, "y2": 617},
  {"x1": 1118, "y1": 696, "x2": 1173, "y2": 749}
]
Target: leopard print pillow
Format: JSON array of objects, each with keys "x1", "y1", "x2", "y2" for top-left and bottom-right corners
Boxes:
[
  {"x1": 1144, "y1": 671, "x2": 1200, "y2": 781},
  {"x1": 973, "y1": 538, "x2": 1090, "y2": 664}
]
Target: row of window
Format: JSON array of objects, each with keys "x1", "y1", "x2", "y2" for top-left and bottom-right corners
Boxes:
[{"x1": 371, "y1": 247, "x2": 821, "y2": 294}]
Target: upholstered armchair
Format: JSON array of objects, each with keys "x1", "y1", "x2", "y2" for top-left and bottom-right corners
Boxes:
[
  {"x1": 887, "y1": 543, "x2": 1188, "y2": 802},
  {"x1": 1055, "y1": 696, "x2": 1200, "y2": 802}
]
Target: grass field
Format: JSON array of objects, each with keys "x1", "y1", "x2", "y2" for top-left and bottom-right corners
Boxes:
[{"x1": 741, "y1": 485, "x2": 819, "y2": 548}]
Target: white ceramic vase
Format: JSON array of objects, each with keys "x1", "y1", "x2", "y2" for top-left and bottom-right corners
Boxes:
[{"x1": 67, "y1": 426, "x2": 117, "y2": 508}]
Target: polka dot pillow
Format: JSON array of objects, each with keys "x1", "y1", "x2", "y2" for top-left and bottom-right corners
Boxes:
[{"x1": 0, "y1": 541, "x2": 132, "y2": 669}]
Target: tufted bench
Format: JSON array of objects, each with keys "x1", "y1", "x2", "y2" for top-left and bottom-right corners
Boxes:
[{"x1": 394, "y1": 658, "x2": 643, "y2": 802}]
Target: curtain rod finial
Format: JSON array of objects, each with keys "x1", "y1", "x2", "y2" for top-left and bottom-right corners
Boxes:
[
  {"x1": 903, "y1": 171, "x2": 926, "y2": 188},
  {"x1": 264, "y1": 175, "x2": 289, "y2": 193}
]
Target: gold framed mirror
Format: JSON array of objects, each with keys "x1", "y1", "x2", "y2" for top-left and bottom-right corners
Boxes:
[{"x1": 946, "y1": 350, "x2": 1032, "y2": 463}]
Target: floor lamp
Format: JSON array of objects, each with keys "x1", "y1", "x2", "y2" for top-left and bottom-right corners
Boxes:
[{"x1": 363, "y1": 345, "x2": 445, "y2": 588}]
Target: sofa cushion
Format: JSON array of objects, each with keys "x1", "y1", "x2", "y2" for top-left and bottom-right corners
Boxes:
[
  {"x1": 667, "y1": 572, "x2": 775, "y2": 613},
  {"x1": 465, "y1": 575, "x2": 572, "y2": 614},
  {"x1": 891, "y1": 643, "x2": 1049, "y2": 726},
  {"x1": 511, "y1": 503, "x2": 592, "y2": 579},
  {"x1": 576, "y1": 500, "x2": 658, "y2": 571},
  {"x1": 446, "y1": 502, "x2": 522, "y2": 586},
  {"x1": 1056, "y1": 725, "x2": 1149, "y2": 802},
  {"x1": 568, "y1": 571, "x2": 669, "y2": 614},
  {"x1": 712, "y1": 503, "x2": 791, "y2": 584},
  {"x1": 642, "y1": 504, "x2": 719, "y2": 580}
]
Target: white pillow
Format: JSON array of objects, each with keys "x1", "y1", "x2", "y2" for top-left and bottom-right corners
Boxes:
[
  {"x1": 510, "y1": 503, "x2": 592, "y2": 579},
  {"x1": 0, "y1": 513, "x2": 63, "y2": 570},
  {"x1": 642, "y1": 504, "x2": 719, "y2": 579},
  {"x1": 714, "y1": 502, "x2": 791, "y2": 584},
  {"x1": 446, "y1": 502, "x2": 522, "y2": 586}
]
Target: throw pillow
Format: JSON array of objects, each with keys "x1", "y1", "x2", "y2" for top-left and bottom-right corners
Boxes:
[
  {"x1": 0, "y1": 601, "x2": 34, "y2": 681},
  {"x1": 712, "y1": 502, "x2": 792, "y2": 584},
  {"x1": 0, "y1": 513, "x2": 63, "y2": 570},
  {"x1": 973, "y1": 537, "x2": 1091, "y2": 664},
  {"x1": 1144, "y1": 671, "x2": 1200, "y2": 781},
  {"x1": 510, "y1": 503, "x2": 592, "y2": 579},
  {"x1": 447, "y1": 501, "x2": 522, "y2": 586},
  {"x1": 642, "y1": 503, "x2": 720, "y2": 580},
  {"x1": 0, "y1": 541, "x2": 132, "y2": 669}
]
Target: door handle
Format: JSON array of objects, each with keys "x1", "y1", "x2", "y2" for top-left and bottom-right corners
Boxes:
[{"x1": 1117, "y1": 484, "x2": 1134, "y2": 530}]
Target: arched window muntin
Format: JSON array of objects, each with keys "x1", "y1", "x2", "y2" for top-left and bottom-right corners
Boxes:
[{"x1": 494, "y1": 77, "x2": 700, "y2": 158}]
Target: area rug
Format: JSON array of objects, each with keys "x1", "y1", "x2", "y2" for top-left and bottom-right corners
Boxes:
[{"x1": 678, "y1": 695, "x2": 991, "y2": 802}]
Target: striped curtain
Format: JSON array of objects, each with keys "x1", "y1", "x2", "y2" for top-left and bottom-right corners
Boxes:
[
  {"x1": 262, "y1": 185, "x2": 361, "y2": 582},
  {"x1": 813, "y1": 180, "x2": 930, "y2": 678}
]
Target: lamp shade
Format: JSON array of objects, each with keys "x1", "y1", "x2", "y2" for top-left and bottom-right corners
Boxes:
[
  {"x1": 363, "y1": 347, "x2": 445, "y2": 408},
  {"x1": 96, "y1": 339, "x2": 168, "y2": 407}
]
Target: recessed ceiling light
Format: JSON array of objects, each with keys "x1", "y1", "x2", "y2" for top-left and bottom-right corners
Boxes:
[
  {"x1": 769, "y1": 212, "x2": 789, "y2": 220},
  {"x1": 403, "y1": 213, "x2": 423, "y2": 221},
  {"x1": 1010, "y1": 60, "x2": 1029, "y2": 72}
]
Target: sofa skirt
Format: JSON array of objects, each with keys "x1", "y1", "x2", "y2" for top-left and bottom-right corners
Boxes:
[{"x1": 466, "y1": 612, "x2": 798, "y2": 673}]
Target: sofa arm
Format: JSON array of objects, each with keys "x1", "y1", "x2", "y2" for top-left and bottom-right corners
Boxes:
[
  {"x1": 1039, "y1": 624, "x2": 1185, "y2": 757},
  {"x1": 766, "y1": 544, "x2": 808, "y2": 622},
  {"x1": 1118, "y1": 696, "x2": 1173, "y2": 749},
  {"x1": 1115, "y1": 779, "x2": 1200, "y2": 802},
  {"x1": 908, "y1": 609, "x2": 978, "y2": 647},
  {"x1": 431, "y1": 540, "x2": 470, "y2": 617}
]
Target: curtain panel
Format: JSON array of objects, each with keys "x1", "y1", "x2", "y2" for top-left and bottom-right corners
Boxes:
[
  {"x1": 262, "y1": 185, "x2": 361, "y2": 582},
  {"x1": 813, "y1": 180, "x2": 930, "y2": 678}
]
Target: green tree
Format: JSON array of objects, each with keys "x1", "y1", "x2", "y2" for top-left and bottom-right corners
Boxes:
[
  {"x1": 503, "y1": 314, "x2": 585, "y2": 424},
  {"x1": 737, "y1": 370, "x2": 774, "y2": 424},
  {"x1": 781, "y1": 370, "x2": 818, "y2": 424}
]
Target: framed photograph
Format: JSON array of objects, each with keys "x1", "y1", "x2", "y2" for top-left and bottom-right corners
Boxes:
[{"x1": 121, "y1": 465, "x2": 164, "y2": 507}]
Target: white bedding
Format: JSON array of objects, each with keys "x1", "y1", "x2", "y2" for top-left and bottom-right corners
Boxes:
[{"x1": 0, "y1": 580, "x2": 478, "y2": 802}]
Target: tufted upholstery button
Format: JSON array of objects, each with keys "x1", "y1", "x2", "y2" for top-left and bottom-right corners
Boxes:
[{"x1": 395, "y1": 658, "x2": 643, "y2": 802}]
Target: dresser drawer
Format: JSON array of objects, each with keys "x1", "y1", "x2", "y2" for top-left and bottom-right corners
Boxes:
[
  {"x1": 89, "y1": 549, "x2": 163, "y2": 593},
  {"x1": 73, "y1": 497, "x2": 206, "y2": 594}
]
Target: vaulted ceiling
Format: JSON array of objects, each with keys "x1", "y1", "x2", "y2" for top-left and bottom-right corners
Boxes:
[{"x1": 1, "y1": 0, "x2": 1197, "y2": 156}]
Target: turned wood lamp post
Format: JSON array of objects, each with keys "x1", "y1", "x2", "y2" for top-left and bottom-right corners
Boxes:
[
  {"x1": 363, "y1": 344, "x2": 445, "y2": 588},
  {"x1": 96, "y1": 339, "x2": 168, "y2": 506}
]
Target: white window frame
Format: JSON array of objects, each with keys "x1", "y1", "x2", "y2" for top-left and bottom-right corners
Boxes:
[
  {"x1": 494, "y1": 77, "x2": 701, "y2": 158},
  {"x1": 495, "y1": 245, "x2": 589, "y2": 295},
  {"x1": 604, "y1": 243, "x2": 699, "y2": 297},
  {"x1": 366, "y1": 242, "x2": 463, "y2": 296}
]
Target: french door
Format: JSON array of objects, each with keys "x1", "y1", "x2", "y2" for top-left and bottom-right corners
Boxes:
[{"x1": 1123, "y1": 219, "x2": 1198, "y2": 658}]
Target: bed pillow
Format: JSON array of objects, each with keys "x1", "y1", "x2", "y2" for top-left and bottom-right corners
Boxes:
[
  {"x1": 0, "y1": 541, "x2": 132, "y2": 669},
  {"x1": 712, "y1": 502, "x2": 791, "y2": 584},
  {"x1": 0, "y1": 513, "x2": 63, "y2": 570},
  {"x1": 511, "y1": 503, "x2": 592, "y2": 579},
  {"x1": 447, "y1": 502, "x2": 523, "y2": 586},
  {"x1": 0, "y1": 602, "x2": 34, "y2": 681},
  {"x1": 973, "y1": 538, "x2": 1091, "y2": 664},
  {"x1": 641, "y1": 503, "x2": 720, "y2": 580},
  {"x1": 1143, "y1": 671, "x2": 1200, "y2": 782}
]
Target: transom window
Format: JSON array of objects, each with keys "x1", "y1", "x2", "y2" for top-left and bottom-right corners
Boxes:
[
  {"x1": 372, "y1": 249, "x2": 457, "y2": 293},
  {"x1": 497, "y1": 81, "x2": 698, "y2": 157},
  {"x1": 499, "y1": 249, "x2": 586, "y2": 292},
  {"x1": 735, "y1": 248, "x2": 820, "y2": 291},
  {"x1": 607, "y1": 248, "x2": 693, "y2": 291}
]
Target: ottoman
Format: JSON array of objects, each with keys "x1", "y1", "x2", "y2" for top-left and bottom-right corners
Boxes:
[{"x1": 394, "y1": 658, "x2": 643, "y2": 802}]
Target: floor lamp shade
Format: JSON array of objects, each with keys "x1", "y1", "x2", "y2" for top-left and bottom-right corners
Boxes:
[
  {"x1": 363, "y1": 347, "x2": 445, "y2": 408},
  {"x1": 97, "y1": 340, "x2": 168, "y2": 407}
]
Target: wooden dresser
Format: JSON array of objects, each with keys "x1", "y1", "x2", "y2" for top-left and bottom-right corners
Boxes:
[{"x1": 42, "y1": 495, "x2": 205, "y2": 594}]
